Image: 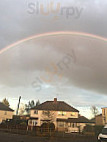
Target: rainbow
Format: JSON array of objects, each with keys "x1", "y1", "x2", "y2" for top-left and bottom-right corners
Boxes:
[{"x1": 0, "y1": 31, "x2": 107, "y2": 55}]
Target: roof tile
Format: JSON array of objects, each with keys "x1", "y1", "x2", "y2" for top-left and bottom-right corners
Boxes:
[
  {"x1": 31, "y1": 101, "x2": 79, "y2": 112},
  {"x1": 0, "y1": 102, "x2": 14, "y2": 112}
]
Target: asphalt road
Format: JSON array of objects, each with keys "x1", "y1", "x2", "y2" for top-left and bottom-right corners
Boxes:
[
  {"x1": 0, "y1": 132, "x2": 49, "y2": 142},
  {"x1": 0, "y1": 131, "x2": 97, "y2": 142}
]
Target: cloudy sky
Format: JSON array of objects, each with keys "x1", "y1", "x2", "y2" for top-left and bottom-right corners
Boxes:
[{"x1": 0, "y1": 0, "x2": 107, "y2": 118}]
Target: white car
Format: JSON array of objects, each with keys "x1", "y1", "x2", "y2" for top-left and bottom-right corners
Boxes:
[{"x1": 98, "y1": 125, "x2": 107, "y2": 142}]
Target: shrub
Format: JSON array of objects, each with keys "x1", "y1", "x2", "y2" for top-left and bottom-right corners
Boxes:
[
  {"x1": 94, "y1": 125, "x2": 104, "y2": 136},
  {"x1": 83, "y1": 124, "x2": 104, "y2": 136},
  {"x1": 83, "y1": 125, "x2": 95, "y2": 133}
]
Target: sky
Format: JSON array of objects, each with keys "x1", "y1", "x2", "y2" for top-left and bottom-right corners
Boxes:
[{"x1": 0, "y1": 0, "x2": 107, "y2": 118}]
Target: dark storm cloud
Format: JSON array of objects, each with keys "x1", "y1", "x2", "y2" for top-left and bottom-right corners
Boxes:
[
  {"x1": 0, "y1": 0, "x2": 107, "y2": 49},
  {"x1": 0, "y1": 34, "x2": 106, "y2": 95}
]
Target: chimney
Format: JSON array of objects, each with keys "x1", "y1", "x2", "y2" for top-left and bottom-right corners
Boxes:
[{"x1": 54, "y1": 98, "x2": 57, "y2": 103}]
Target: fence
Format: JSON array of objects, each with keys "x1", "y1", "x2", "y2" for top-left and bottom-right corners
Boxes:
[{"x1": 0, "y1": 124, "x2": 98, "y2": 142}]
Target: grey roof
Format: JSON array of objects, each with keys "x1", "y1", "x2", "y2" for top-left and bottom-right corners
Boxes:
[
  {"x1": 67, "y1": 116, "x2": 91, "y2": 123},
  {"x1": 29, "y1": 117, "x2": 38, "y2": 120},
  {"x1": 31, "y1": 101, "x2": 79, "y2": 112},
  {"x1": 0, "y1": 102, "x2": 14, "y2": 112},
  {"x1": 57, "y1": 116, "x2": 91, "y2": 123}
]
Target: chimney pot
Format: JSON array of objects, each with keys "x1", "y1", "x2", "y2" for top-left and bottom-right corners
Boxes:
[{"x1": 54, "y1": 98, "x2": 57, "y2": 102}]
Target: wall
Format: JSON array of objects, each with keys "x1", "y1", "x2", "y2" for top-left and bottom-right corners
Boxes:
[
  {"x1": 95, "y1": 115, "x2": 103, "y2": 126},
  {"x1": 0, "y1": 110, "x2": 14, "y2": 123},
  {"x1": 29, "y1": 110, "x2": 88, "y2": 133},
  {"x1": 102, "y1": 108, "x2": 107, "y2": 125},
  {"x1": 30, "y1": 109, "x2": 79, "y2": 127}
]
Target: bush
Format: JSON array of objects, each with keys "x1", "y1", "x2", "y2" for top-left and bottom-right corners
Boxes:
[
  {"x1": 83, "y1": 125, "x2": 104, "y2": 136},
  {"x1": 20, "y1": 122, "x2": 27, "y2": 126},
  {"x1": 94, "y1": 125, "x2": 104, "y2": 136},
  {"x1": 83, "y1": 125, "x2": 95, "y2": 133}
]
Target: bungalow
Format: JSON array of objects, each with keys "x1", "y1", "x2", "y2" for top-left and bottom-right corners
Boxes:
[
  {"x1": 28, "y1": 98, "x2": 91, "y2": 133},
  {"x1": 0, "y1": 102, "x2": 14, "y2": 123}
]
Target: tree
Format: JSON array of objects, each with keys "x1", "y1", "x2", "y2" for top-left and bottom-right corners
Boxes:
[
  {"x1": 25, "y1": 100, "x2": 35, "y2": 114},
  {"x1": 41, "y1": 110, "x2": 55, "y2": 123},
  {"x1": 36, "y1": 100, "x2": 40, "y2": 106},
  {"x1": 19, "y1": 103, "x2": 25, "y2": 115},
  {"x1": 2, "y1": 98, "x2": 10, "y2": 107},
  {"x1": 91, "y1": 106, "x2": 99, "y2": 118}
]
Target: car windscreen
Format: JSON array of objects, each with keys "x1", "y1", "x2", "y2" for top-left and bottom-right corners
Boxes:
[{"x1": 102, "y1": 128, "x2": 107, "y2": 135}]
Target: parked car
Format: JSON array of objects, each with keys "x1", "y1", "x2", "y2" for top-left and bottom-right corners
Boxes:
[{"x1": 98, "y1": 124, "x2": 107, "y2": 141}]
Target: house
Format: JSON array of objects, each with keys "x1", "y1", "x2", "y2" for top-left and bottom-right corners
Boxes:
[
  {"x1": 0, "y1": 102, "x2": 14, "y2": 123},
  {"x1": 20, "y1": 115, "x2": 30, "y2": 120},
  {"x1": 95, "y1": 114, "x2": 103, "y2": 126},
  {"x1": 90, "y1": 117, "x2": 95, "y2": 124},
  {"x1": 28, "y1": 98, "x2": 92, "y2": 133},
  {"x1": 102, "y1": 107, "x2": 107, "y2": 125}
]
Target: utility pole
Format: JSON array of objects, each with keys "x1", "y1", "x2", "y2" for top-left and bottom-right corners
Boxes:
[{"x1": 16, "y1": 96, "x2": 21, "y2": 115}]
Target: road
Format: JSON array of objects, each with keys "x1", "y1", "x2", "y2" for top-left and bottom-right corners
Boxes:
[
  {"x1": 0, "y1": 131, "x2": 97, "y2": 142},
  {"x1": 0, "y1": 132, "x2": 49, "y2": 142}
]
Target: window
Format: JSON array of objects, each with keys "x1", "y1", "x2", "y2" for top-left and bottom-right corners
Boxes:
[
  {"x1": 68, "y1": 123, "x2": 76, "y2": 127},
  {"x1": 103, "y1": 117, "x2": 106, "y2": 123},
  {"x1": 102, "y1": 128, "x2": 107, "y2": 135},
  {"x1": 71, "y1": 112, "x2": 75, "y2": 116},
  {"x1": 104, "y1": 109, "x2": 105, "y2": 115},
  {"x1": 58, "y1": 111, "x2": 66, "y2": 116},
  {"x1": 42, "y1": 110, "x2": 50, "y2": 115},
  {"x1": 68, "y1": 123, "x2": 72, "y2": 127},
  {"x1": 58, "y1": 122, "x2": 65, "y2": 127},
  {"x1": 33, "y1": 120, "x2": 37, "y2": 126},
  {"x1": 34, "y1": 110, "x2": 38, "y2": 114},
  {"x1": 71, "y1": 123, "x2": 77, "y2": 128}
]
